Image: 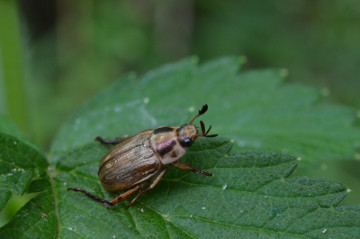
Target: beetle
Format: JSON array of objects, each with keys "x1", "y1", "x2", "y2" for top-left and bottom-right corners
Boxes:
[{"x1": 68, "y1": 104, "x2": 217, "y2": 208}]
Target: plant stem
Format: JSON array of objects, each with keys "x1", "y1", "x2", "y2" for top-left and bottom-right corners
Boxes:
[{"x1": 0, "y1": 0, "x2": 28, "y2": 132}]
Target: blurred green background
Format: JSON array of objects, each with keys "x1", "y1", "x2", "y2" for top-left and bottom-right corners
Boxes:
[{"x1": 0, "y1": 0, "x2": 359, "y2": 209}]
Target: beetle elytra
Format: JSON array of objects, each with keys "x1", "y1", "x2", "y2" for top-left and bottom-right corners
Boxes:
[{"x1": 68, "y1": 104, "x2": 217, "y2": 208}]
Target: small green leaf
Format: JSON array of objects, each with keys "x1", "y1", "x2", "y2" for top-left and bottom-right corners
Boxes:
[
  {"x1": 0, "y1": 188, "x2": 58, "y2": 239},
  {"x1": 0, "y1": 133, "x2": 48, "y2": 211}
]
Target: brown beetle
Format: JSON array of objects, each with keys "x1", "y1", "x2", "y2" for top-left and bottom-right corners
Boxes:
[{"x1": 68, "y1": 104, "x2": 217, "y2": 208}]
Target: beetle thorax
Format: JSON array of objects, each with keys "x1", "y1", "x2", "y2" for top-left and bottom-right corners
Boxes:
[{"x1": 150, "y1": 126, "x2": 187, "y2": 165}]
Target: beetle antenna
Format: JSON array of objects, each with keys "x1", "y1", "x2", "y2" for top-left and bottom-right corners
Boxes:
[
  {"x1": 189, "y1": 104, "x2": 208, "y2": 125},
  {"x1": 200, "y1": 120, "x2": 206, "y2": 135},
  {"x1": 197, "y1": 120, "x2": 218, "y2": 138},
  {"x1": 205, "y1": 125, "x2": 212, "y2": 135}
]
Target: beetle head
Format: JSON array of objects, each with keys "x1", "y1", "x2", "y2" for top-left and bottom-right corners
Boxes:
[{"x1": 178, "y1": 104, "x2": 218, "y2": 148}]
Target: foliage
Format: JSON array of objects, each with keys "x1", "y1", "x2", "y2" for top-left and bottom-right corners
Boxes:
[
  {"x1": 0, "y1": 57, "x2": 359, "y2": 238},
  {"x1": 51, "y1": 57, "x2": 360, "y2": 164}
]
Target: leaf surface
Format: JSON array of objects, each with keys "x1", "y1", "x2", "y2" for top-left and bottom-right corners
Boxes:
[
  {"x1": 50, "y1": 57, "x2": 360, "y2": 164},
  {"x1": 1, "y1": 57, "x2": 360, "y2": 238},
  {"x1": 2, "y1": 137, "x2": 360, "y2": 238},
  {"x1": 0, "y1": 133, "x2": 48, "y2": 211}
]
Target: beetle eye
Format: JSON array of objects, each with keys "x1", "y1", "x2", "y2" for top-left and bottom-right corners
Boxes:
[{"x1": 180, "y1": 137, "x2": 193, "y2": 147}]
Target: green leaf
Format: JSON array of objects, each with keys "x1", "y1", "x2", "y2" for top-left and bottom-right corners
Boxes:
[
  {"x1": 2, "y1": 137, "x2": 360, "y2": 238},
  {"x1": 0, "y1": 133, "x2": 48, "y2": 211},
  {"x1": 1, "y1": 57, "x2": 360, "y2": 238},
  {"x1": 50, "y1": 56, "x2": 360, "y2": 165}
]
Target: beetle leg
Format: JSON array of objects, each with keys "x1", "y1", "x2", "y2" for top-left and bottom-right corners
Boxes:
[
  {"x1": 68, "y1": 185, "x2": 143, "y2": 207},
  {"x1": 109, "y1": 184, "x2": 144, "y2": 205},
  {"x1": 68, "y1": 187, "x2": 115, "y2": 206},
  {"x1": 95, "y1": 136, "x2": 123, "y2": 145},
  {"x1": 171, "y1": 162, "x2": 212, "y2": 176},
  {"x1": 126, "y1": 168, "x2": 168, "y2": 208}
]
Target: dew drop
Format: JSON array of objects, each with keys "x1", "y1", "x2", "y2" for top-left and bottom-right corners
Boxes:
[
  {"x1": 202, "y1": 207, "x2": 206, "y2": 210},
  {"x1": 222, "y1": 184, "x2": 228, "y2": 190},
  {"x1": 322, "y1": 228, "x2": 327, "y2": 234}
]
